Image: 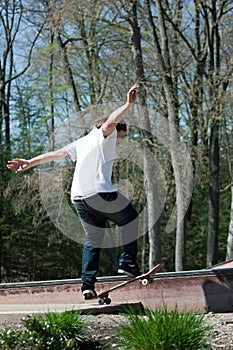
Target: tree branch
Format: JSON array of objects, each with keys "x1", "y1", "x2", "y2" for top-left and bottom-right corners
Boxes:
[{"x1": 220, "y1": 183, "x2": 233, "y2": 193}]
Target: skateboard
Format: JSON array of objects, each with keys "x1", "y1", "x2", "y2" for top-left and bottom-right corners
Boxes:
[{"x1": 95, "y1": 263, "x2": 163, "y2": 305}]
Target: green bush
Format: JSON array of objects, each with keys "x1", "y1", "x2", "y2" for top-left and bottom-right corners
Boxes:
[
  {"x1": 115, "y1": 306, "x2": 212, "y2": 350},
  {"x1": 0, "y1": 326, "x2": 26, "y2": 350},
  {"x1": 0, "y1": 310, "x2": 91, "y2": 350}
]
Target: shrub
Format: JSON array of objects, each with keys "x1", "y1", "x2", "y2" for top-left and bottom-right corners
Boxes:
[
  {"x1": 115, "y1": 306, "x2": 212, "y2": 350},
  {"x1": 0, "y1": 310, "x2": 91, "y2": 350},
  {"x1": 0, "y1": 326, "x2": 26, "y2": 350}
]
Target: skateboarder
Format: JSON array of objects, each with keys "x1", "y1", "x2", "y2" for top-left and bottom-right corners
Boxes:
[{"x1": 7, "y1": 84, "x2": 140, "y2": 300}]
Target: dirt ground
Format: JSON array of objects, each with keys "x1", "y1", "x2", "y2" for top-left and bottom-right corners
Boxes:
[
  {"x1": 0, "y1": 311, "x2": 233, "y2": 349},
  {"x1": 84, "y1": 312, "x2": 233, "y2": 349}
]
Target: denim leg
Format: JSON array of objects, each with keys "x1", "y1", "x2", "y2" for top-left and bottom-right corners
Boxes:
[
  {"x1": 81, "y1": 243, "x2": 100, "y2": 289},
  {"x1": 115, "y1": 202, "x2": 139, "y2": 265},
  {"x1": 73, "y1": 198, "x2": 106, "y2": 289},
  {"x1": 118, "y1": 233, "x2": 138, "y2": 265},
  {"x1": 81, "y1": 226, "x2": 105, "y2": 288},
  {"x1": 98, "y1": 192, "x2": 139, "y2": 264},
  {"x1": 74, "y1": 192, "x2": 139, "y2": 285}
]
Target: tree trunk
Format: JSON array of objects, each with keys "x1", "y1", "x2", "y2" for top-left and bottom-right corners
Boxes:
[
  {"x1": 144, "y1": 150, "x2": 162, "y2": 268},
  {"x1": 207, "y1": 120, "x2": 219, "y2": 266},
  {"x1": 169, "y1": 123, "x2": 188, "y2": 271},
  {"x1": 49, "y1": 32, "x2": 55, "y2": 151},
  {"x1": 205, "y1": 0, "x2": 220, "y2": 267},
  {"x1": 226, "y1": 184, "x2": 233, "y2": 261},
  {"x1": 154, "y1": 0, "x2": 188, "y2": 270},
  {"x1": 56, "y1": 33, "x2": 82, "y2": 112},
  {"x1": 129, "y1": 0, "x2": 162, "y2": 269}
]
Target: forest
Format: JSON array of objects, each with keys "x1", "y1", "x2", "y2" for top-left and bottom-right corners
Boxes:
[{"x1": 0, "y1": 0, "x2": 232, "y2": 283}]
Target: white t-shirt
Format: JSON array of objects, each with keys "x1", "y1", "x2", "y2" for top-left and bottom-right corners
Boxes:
[{"x1": 68, "y1": 127, "x2": 117, "y2": 201}]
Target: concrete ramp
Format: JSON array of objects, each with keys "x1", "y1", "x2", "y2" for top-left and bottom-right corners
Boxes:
[{"x1": 0, "y1": 267, "x2": 233, "y2": 313}]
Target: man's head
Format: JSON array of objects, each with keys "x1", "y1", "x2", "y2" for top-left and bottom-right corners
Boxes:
[
  {"x1": 116, "y1": 121, "x2": 127, "y2": 144},
  {"x1": 116, "y1": 121, "x2": 127, "y2": 133}
]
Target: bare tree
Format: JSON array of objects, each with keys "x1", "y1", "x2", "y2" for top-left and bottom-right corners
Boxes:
[
  {"x1": 0, "y1": 0, "x2": 44, "y2": 282},
  {"x1": 157, "y1": 0, "x2": 233, "y2": 267},
  {"x1": 131, "y1": 1, "x2": 162, "y2": 269},
  {"x1": 226, "y1": 184, "x2": 233, "y2": 260},
  {"x1": 221, "y1": 181, "x2": 233, "y2": 261},
  {"x1": 145, "y1": 0, "x2": 190, "y2": 270},
  {"x1": 0, "y1": 0, "x2": 44, "y2": 158},
  {"x1": 198, "y1": 0, "x2": 233, "y2": 266}
]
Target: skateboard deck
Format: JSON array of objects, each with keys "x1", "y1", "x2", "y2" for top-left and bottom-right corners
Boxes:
[{"x1": 94, "y1": 263, "x2": 163, "y2": 305}]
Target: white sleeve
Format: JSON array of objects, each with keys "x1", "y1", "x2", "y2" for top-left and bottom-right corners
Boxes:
[
  {"x1": 99, "y1": 126, "x2": 117, "y2": 141},
  {"x1": 66, "y1": 140, "x2": 78, "y2": 161}
]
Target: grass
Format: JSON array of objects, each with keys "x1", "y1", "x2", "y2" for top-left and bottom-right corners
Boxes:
[
  {"x1": 114, "y1": 306, "x2": 212, "y2": 350},
  {"x1": 0, "y1": 310, "x2": 91, "y2": 349},
  {"x1": 0, "y1": 306, "x2": 213, "y2": 349}
]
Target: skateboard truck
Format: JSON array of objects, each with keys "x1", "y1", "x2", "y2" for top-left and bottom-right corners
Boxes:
[{"x1": 98, "y1": 294, "x2": 111, "y2": 305}]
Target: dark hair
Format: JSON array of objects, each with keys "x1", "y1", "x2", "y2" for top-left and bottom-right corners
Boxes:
[
  {"x1": 116, "y1": 120, "x2": 127, "y2": 132},
  {"x1": 94, "y1": 118, "x2": 127, "y2": 132}
]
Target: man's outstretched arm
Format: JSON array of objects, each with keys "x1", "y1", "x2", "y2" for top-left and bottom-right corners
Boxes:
[
  {"x1": 102, "y1": 83, "x2": 139, "y2": 137},
  {"x1": 7, "y1": 146, "x2": 71, "y2": 173}
]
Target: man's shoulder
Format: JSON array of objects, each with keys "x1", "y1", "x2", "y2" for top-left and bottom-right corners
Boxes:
[
  {"x1": 91, "y1": 126, "x2": 117, "y2": 140},
  {"x1": 77, "y1": 127, "x2": 116, "y2": 144},
  {"x1": 88, "y1": 127, "x2": 105, "y2": 141}
]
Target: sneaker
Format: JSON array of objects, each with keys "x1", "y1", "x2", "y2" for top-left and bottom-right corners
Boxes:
[
  {"x1": 82, "y1": 289, "x2": 97, "y2": 300},
  {"x1": 118, "y1": 262, "x2": 140, "y2": 278}
]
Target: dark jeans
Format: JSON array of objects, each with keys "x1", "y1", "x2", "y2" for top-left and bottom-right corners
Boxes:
[{"x1": 73, "y1": 192, "x2": 138, "y2": 289}]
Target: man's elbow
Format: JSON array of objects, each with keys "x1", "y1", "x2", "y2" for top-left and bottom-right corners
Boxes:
[
  {"x1": 55, "y1": 149, "x2": 70, "y2": 160},
  {"x1": 102, "y1": 123, "x2": 115, "y2": 137}
]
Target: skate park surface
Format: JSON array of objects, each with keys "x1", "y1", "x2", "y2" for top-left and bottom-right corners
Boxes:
[{"x1": 0, "y1": 260, "x2": 233, "y2": 319}]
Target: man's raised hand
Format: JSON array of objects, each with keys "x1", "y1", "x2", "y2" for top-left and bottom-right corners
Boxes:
[{"x1": 127, "y1": 84, "x2": 139, "y2": 105}]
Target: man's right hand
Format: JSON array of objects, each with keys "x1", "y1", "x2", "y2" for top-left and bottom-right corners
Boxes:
[
  {"x1": 127, "y1": 84, "x2": 139, "y2": 105},
  {"x1": 7, "y1": 158, "x2": 30, "y2": 173}
]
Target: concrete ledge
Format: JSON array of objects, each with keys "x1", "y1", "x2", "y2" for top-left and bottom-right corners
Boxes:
[
  {"x1": 0, "y1": 269, "x2": 233, "y2": 313},
  {"x1": 0, "y1": 268, "x2": 232, "y2": 289},
  {"x1": 0, "y1": 302, "x2": 143, "y2": 324},
  {"x1": 0, "y1": 302, "x2": 143, "y2": 316}
]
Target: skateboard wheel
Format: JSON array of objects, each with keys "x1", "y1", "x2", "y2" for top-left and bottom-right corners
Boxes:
[
  {"x1": 149, "y1": 278, "x2": 154, "y2": 284},
  {"x1": 104, "y1": 298, "x2": 111, "y2": 305},
  {"x1": 98, "y1": 298, "x2": 105, "y2": 305},
  {"x1": 142, "y1": 279, "x2": 149, "y2": 286}
]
